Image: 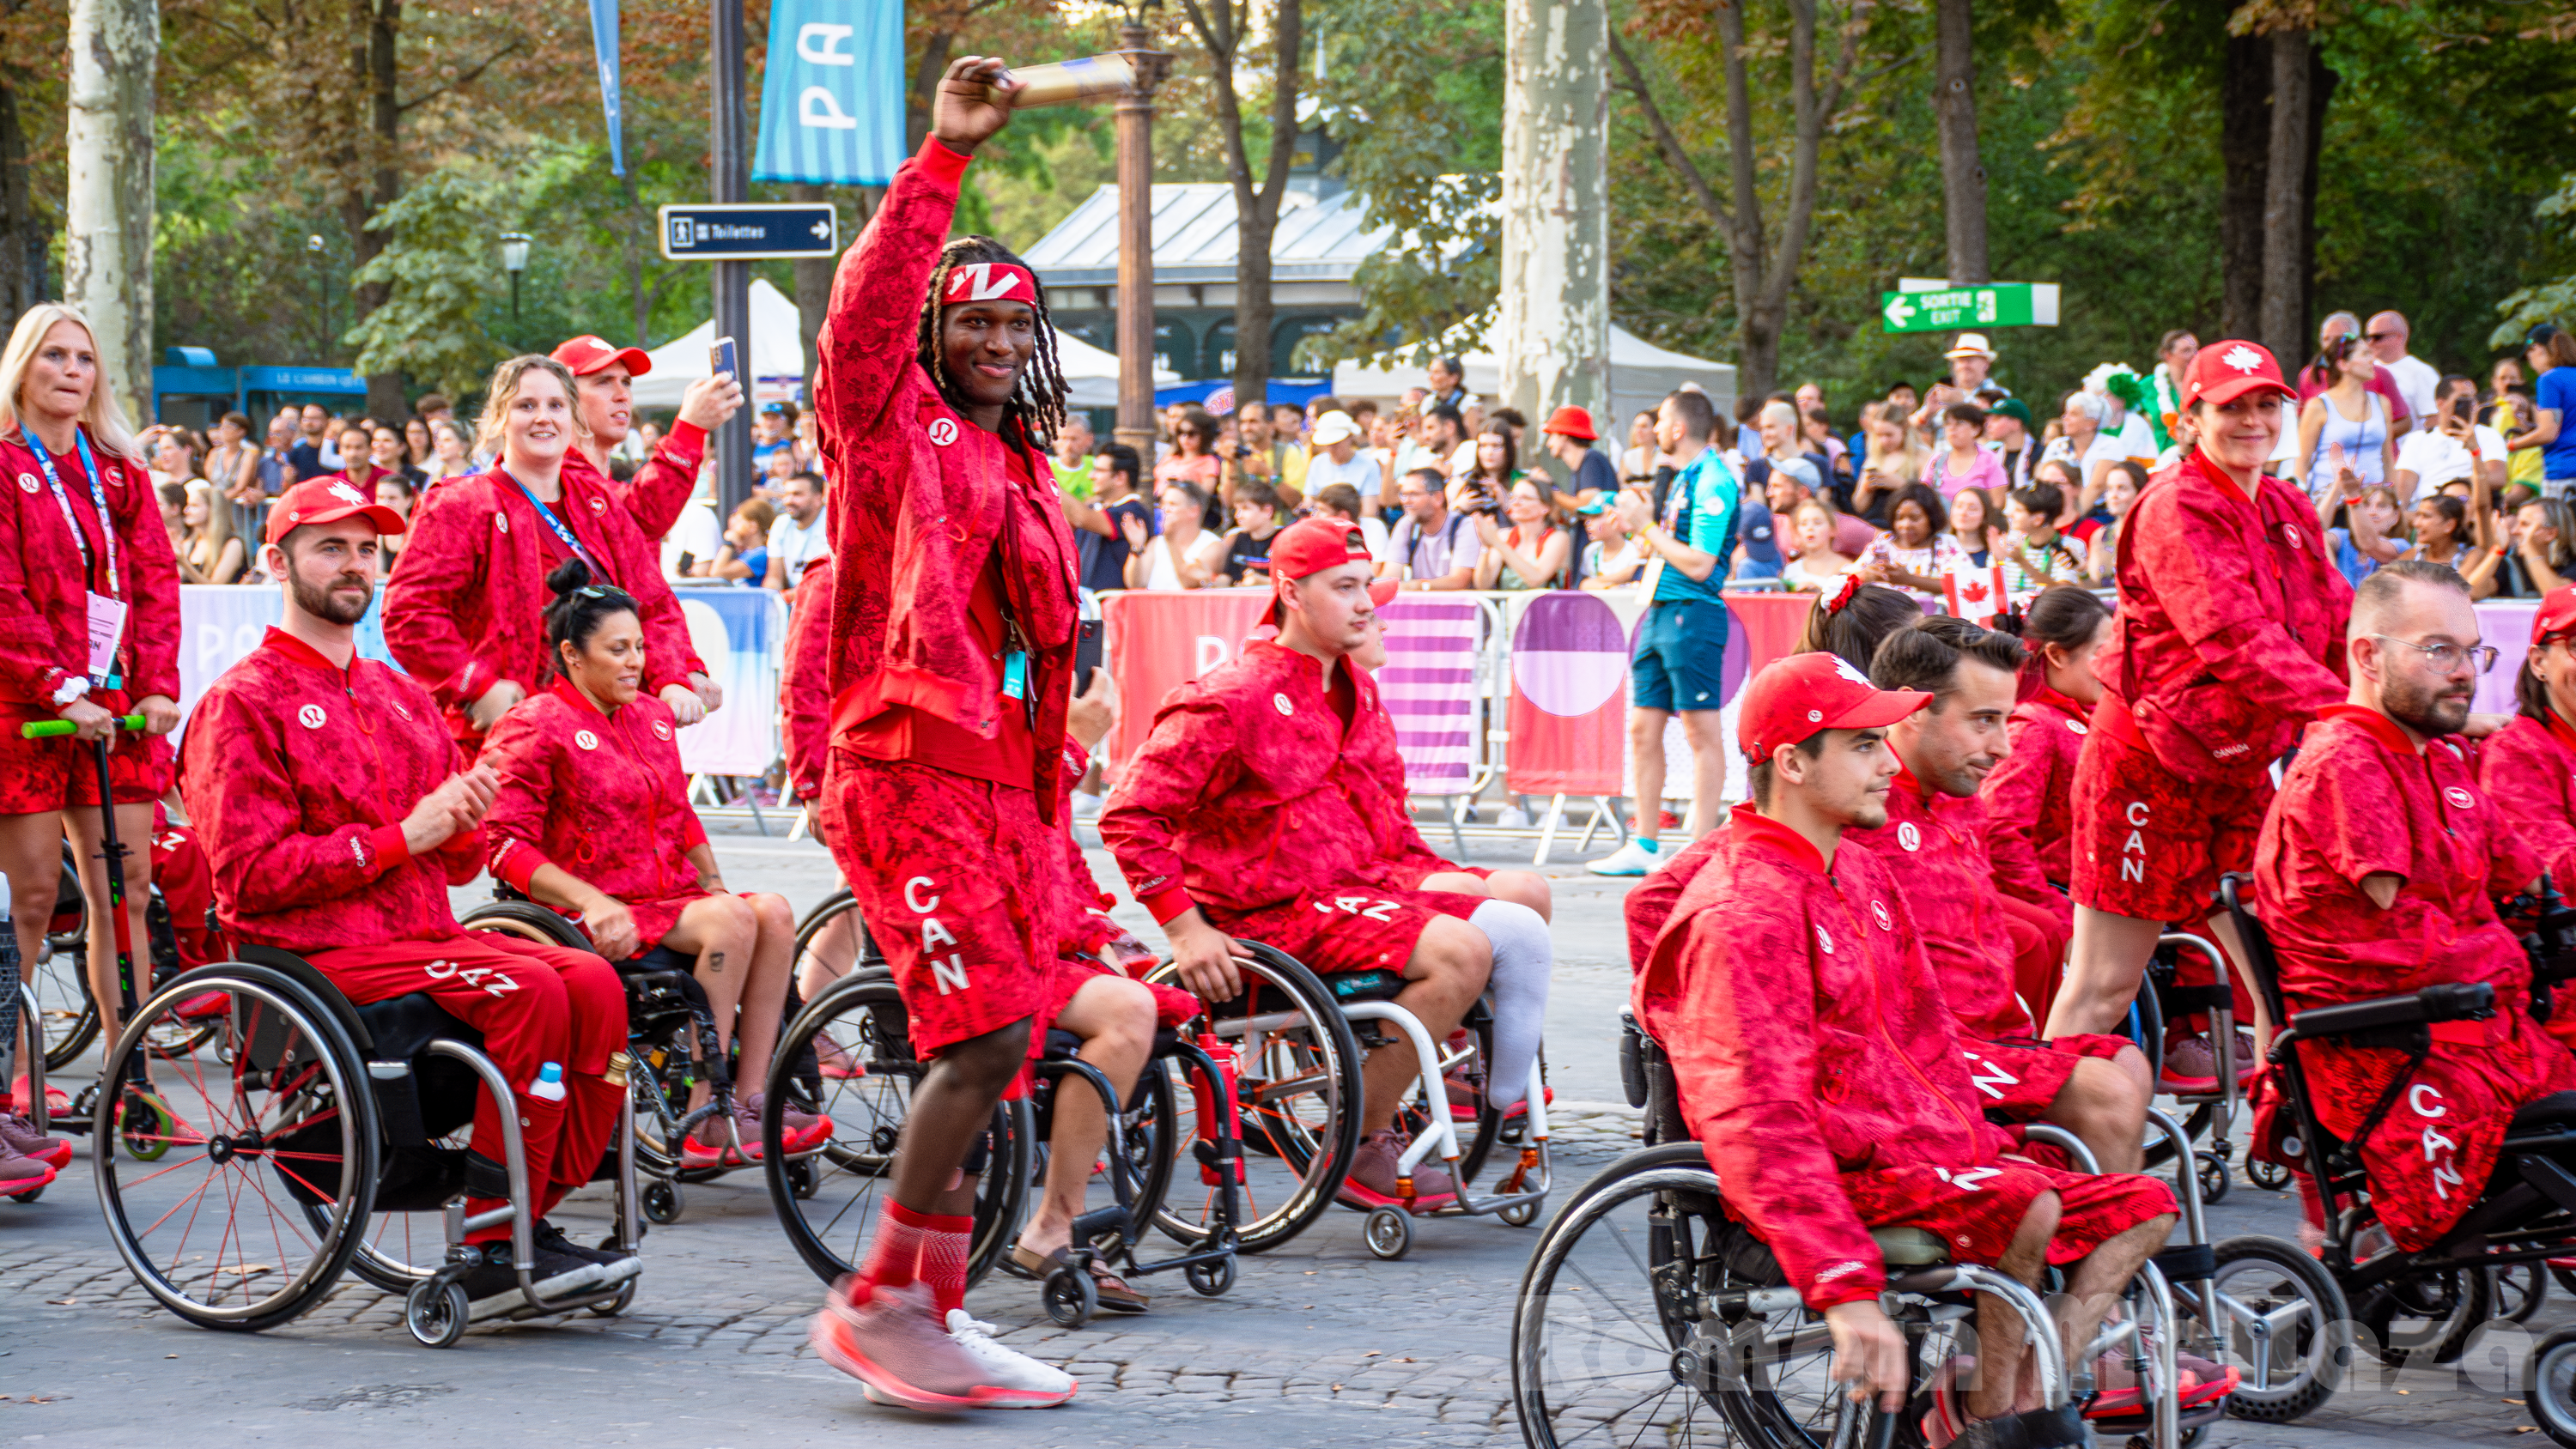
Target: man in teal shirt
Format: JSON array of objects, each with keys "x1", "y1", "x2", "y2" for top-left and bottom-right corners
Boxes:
[{"x1": 1590, "y1": 388, "x2": 1741, "y2": 876}]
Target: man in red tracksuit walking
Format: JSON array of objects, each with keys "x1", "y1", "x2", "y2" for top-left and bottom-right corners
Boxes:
[
  {"x1": 801, "y1": 58, "x2": 1084, "y2": 1411},
  {"x1": 179, "y1": 477, "x2": 634, "y2": 1318},
  {"x1": 1103, "y1": 518, "x2": 1558, "y2": 1205},
  {"x1": 1637, "y1": 652, "x2": 2186, "y2": 1446},
  {"x1": 2257, "y1": 561, "x2": 2576, "y2": 1248}
]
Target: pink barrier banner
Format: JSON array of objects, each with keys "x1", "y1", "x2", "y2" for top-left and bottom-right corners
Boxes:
[
  {"x1": 2476, "y1": 601, "x2": 2538, "y2": 716},
  {"x1": 1099, "y1": 590, "x2": 1274, "y2": 764}
]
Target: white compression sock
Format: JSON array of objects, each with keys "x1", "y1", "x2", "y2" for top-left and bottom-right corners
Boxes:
[{"x1": 1467, "y1": 898, "x2": 1553, "y2": 1108}]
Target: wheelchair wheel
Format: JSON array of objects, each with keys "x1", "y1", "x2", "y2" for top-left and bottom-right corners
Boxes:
[
  {"x1": 2246, "y1": 1158, "x2": 2293, "y2": 1191},
  {"x1": 2354, "y1": 1258, "x2": 2488, "y2": 1367},
  {"x1": 1513, "y1": 1143, "x2": 1845, "y2": 1449},
  {"x1": 2527, "y1": 1325, "x2": 2576, "y2": 1448},
  {"x1": 2202, "y1": 1236, "x2": 2349, "y2": 1422},
  {"x1": 790, "y1": 890, "x2": 880, "y2": 999},
  {"x1": 94, "y1": 964, "x2": 380, "y2": 1332},
  {"x1": 762, "y1": 972, "x2": 1029, "y2": 1288},
  {"x1": 2500, "y1": 1262, "x2": 2549, "y2": 1325},
  {"x1": 1145, "y1": 943, "x2": 1364, "y2": 1255},
  {"x1": 1019, "y1": 1052, "x2": 1182, "y2": 1277}
]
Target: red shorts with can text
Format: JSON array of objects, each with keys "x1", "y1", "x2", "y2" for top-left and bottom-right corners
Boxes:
[
  {"x1": 0, "y1": 705, "x2": 167, "y2": 813},
  {"x1": 1838, "y1": 1157, "x2": 2178, "y2": 1269},
  {"x1": 2300, "y1": 1007, "x2": 2576, "y2": 1249},
  {"x1": 2069, "y1": 723, "x2": 2268, "y2": 925},
  {"x1": 824, "y1": 751, "x2": 1069, "y2": 1058},
  {"x1": 1204, "y1": 882, "x2": 1490, "y2": 977},
  {"x1": 1958, "y1": 1032, "x2": 2137, "y2": 1117}
]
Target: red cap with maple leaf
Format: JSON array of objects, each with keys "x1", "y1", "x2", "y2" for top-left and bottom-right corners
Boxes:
[{"x1": 2181, "y1": 339, "x2": 2296, "y2": 409}]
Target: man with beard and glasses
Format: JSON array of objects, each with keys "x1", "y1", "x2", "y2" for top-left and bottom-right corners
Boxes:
[
  {"x1": 2254, "y1": 560, "x2": 2573, "y2": 1251},
  {"x1": 179, "y1": 476, "x2": 635, "y2": 1318}
]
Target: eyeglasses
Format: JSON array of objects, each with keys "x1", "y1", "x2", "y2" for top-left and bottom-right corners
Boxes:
[
  {"x1": 2372, "y1": 634, "x2": 2499, "y2": 675},
  {"x1": 2364, "y1": 331, "x2": 2397, "y2": 343}
]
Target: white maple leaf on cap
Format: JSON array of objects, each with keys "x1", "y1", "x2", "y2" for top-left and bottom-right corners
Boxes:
[
  {"x1": 2221, "y1": 345, "x2": 2264, "y2": 374},
  {"x1": 1831, "y1": 656, "x2": 1872, "y2": 687},
  {"x1": 328, "y1": 481, "x2": 368, "y2": 506}
]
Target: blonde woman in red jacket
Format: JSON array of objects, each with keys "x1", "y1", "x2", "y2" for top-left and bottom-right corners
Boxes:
[
  {"x1": 479, "y1": 562, "x2": 821, "y2": 1169},
  {"x1": 804, "y1": 58, "x2": 1086, "y2": 1411}
]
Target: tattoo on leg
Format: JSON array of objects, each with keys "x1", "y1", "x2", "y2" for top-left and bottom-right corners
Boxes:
[{"x1": 707, "y1": 951, "x2": 726, "y2": 975}]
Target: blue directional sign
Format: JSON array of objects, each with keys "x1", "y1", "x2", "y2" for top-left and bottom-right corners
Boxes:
[{"x1": 657, "y1": 203, "x2": 839, "y2": 261}]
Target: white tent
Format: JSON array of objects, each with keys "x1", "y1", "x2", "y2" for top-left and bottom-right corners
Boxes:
[
  {"x1": 1056, "y1": 330, "x2": 1179, "y2": 409},
  {"x1": 630, "y1": 279, "x2": 807, "y2": 407},
  {"x1": 1331, "y1": 324, "x2": 1739, "y2": 436}
]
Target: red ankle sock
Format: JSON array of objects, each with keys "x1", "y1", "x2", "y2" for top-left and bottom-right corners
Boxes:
[
  {"x1": 856, "y1": 1199, "x2": 934, "y2": 1298},
  {"x1": 917, "y1": 1212, "x2": 975, "y2": 1315}
]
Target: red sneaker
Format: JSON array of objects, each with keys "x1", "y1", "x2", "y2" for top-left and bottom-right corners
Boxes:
[{"x1": 808, "y1": 1278, "x2": 996, "y2": 1411}]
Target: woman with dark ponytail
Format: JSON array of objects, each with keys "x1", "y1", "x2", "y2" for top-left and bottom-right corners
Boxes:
[
  {"x1": 478, "y1": 559, "x2": 825, "y2": 1170},
  {"x1": 1977, "y1": 585, "x2": 2109, "y2": 1028},
  {"x1": 1795, "y1": 575, "x2": 1924, "y2": 671}
]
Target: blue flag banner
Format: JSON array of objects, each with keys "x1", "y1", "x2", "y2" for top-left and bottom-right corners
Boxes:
[
  {"x1": 753, "y1": 0, "x2": 905, "y2": 186},
  {"x1": 588, "y1": 0, "x2": 624, "y2": 176}
]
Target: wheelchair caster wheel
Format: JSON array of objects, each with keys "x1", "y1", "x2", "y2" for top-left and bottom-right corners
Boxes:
[
  {"x1": 785, "y1": 1157, "x2": 818, "y2": 1201},
  {"x1": 1042, "y1": 1265, "x2": 1097, "y2": 1327},
  {"x1": 122, "y1": 1093, "x2": 172, "y2": 1162},
  {"x1": 2195, "y1": 1152, "x2": 2230, "y2": 1205},
  {"x1": 1185, "y1": 1256, "x2": 1236, "y2": 1297},
  {"x1": 9, "y1": 1184, "x2": 42, "y2": 1204},
  {"x1": 1498, "y1": 1198, "x2": 1540, "y2": 1228},
  {"x1": 2247, "y1": 1158, "x2": 2292, "y2": 1191},
  {"x1": 1364, "y1": 1206, "x2": 1411, "y2": 1261},
  {"x1": 405, "y1": 1278, "x2": 470, "y2": 1348},
  {"x1": 642, "y1": 1180, "x2": 683, "y2": 1225},
  {"x1": 588, "y1": 1281, "x2": 636, "y2": 1318}
]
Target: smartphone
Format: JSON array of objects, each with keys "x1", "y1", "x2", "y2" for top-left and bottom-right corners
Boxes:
[
  {"x1": 711, "y1": 335, "x2": 738, "y2": 382},
  {"x1": 1073, "y1": 618, "x2": 1104, "y2": 695}
]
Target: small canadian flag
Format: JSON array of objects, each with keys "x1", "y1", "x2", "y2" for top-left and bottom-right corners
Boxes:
[{"x1": 1944, "y1": 561, "x2": 2010, "y2": 625}]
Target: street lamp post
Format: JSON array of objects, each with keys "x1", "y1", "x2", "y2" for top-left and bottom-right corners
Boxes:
[
  {"x1": 1113, "y1": 9, "x2": 1171, "y2": 459},
  {"x1": 306, "y1": 234, "x2": 329, "y2": 359},
  {"x1": 500, "y1": 232, "x2": 533, "y2": 338}
]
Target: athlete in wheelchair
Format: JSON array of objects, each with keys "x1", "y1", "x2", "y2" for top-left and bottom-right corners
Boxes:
[
  {"x1": 1525, "y1": 653, "x2": 2217, "y2": 1449},
  {"x1": 2236, "y1": 564, "x2": 2576, "y2": 1429},
  {"x1": 474, "y1": 559, "x2": 824, "y2": 1173},
  {"x1": 120, "y1": 482, "x2": 641, "y2": 1338},
  {"x1": 1102, "y1": 518, "x2": 1555, "y2": 1248}
]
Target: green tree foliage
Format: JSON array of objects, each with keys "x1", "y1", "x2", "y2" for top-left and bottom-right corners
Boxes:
[{"x1": 343, "y1": 169, "x2": 504, "y2": 398}]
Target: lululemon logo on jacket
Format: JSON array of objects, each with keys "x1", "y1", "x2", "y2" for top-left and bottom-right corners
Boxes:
[
  {"x1": 1273, "y1": 694, "x2": 1295, "y2": 716},
  {"x1": 1896, "y1": 822, "x2": 1922, "y2": 852},
  {"x1": 1871, "y1": 900, "x2": 1892, "y2": 931},
  {"x1": 298, "y1": 704, "x2": 327, "y2": 730},
  {"x1": 2066, "y1": 720, "x2": 2088, "y2": 736},
  {"x1": 652, "y1": 719, "x2": 672, "y2": 741},
  {"x1": 15, "y1": 472, "x2": 37, "y2": 494},
  {"x1": 574, "y1": 730, "x2": 600, "y2": 751},
  {"x1": 2281, "y1": 524, "x2": 2303, "y2": 550},
  {"x1": 2444, "y1": 785, "x2": 2474, "y2": 810},
  {"x1": 1814, "y1": 924, "x2": 1834, "y2": 955},
  {"x1": 589, "y1": 494, "x2": 606, "y2": 513},
  {"x1": 495, "y1": 513, "x2": 511, "y2": 534},
  {"x1": 928, "y1": 416, "x2": 959, "y2": 447}
]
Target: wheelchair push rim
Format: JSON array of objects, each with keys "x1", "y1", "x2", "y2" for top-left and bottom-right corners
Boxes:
[{"x1": 93, "y1": 966, "x2": 379, "y2": 1331}]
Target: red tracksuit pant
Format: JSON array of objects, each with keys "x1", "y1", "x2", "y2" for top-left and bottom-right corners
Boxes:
[{"x1": 308, "y1": 934, "x2": 624, "y2": 1240}]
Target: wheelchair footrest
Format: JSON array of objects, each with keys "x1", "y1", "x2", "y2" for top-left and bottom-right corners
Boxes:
[
  {"x1": 463, "y1": 1150, "x2": 509, "y2": 1202},
  {"x1": 2151, "y1": 1242, "x2": 2217, "y2": 1281},
  {"x1": 1986, "y1": 1404, "x2": 2087, "y2": 1449},
  {"x1": 1071, "y1": 1203, "x2": 1130, "y2": 1246}
]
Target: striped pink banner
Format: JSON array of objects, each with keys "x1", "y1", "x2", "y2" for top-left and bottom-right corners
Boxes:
[{"x1": 1377, "y1": 597, "x2": 1484, "y2": 794}]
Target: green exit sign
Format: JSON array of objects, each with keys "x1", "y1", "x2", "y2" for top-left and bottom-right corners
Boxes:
[{"x1": 1880, "y1": 282, "x2": 2061, "y2": 333}]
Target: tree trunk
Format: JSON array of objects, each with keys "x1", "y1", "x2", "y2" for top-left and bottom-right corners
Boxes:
[
  {"x1": 2217, "y1": 26, "x2": 2269, "y2": 342},
  {"x1": 2257, "y1": 27, "x2": 2311, "y2": 367},
  {"x1": 0, "y1": 68, "x2": 32, "y2": 319},
  {"x1": 791, "y1": 181, "x2": 837, "y2": 401},
  {"x1": 350, "y1": 0, "x2": 406, "y2": 418},
  {"x1": 1498, "y1": 0, "x2": 1610, "y2": 443},
  {"x1": 1931, "y1": 0, "x2": 1986, "y2": 285},
  {"x1": 64, "y1": 0, "x2": 156, "y2": 422},
  {"x1": 1710, "y1": 0, "x2": 1773, "y2": 397},
  {"x1": 907, "y1": 33, "x2": 953, "y2": 150},
  {"x1": 2298, "y1": 47, "x2": 2337, "y2": 352},
  {"x1": 1194, "y1": 0, "x2": 1300, "y2": 413}
]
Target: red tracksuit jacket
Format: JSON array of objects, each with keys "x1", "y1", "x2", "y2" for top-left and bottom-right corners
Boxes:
[
  {"x1": 479, "y1": 677, "x2": 708, "y2": 904},
  {"x1": 1101, "y1": 639, "x2": 1441, "y2": 925},
  {"x1": 381, "y1": 467, "x2": 704, "y2": 742},
  {"x1": 1981, "y1": 686, "x2": 2088, "y2": 892},
  {"x1": 178, "y1": 628, "x2": 482, "y2": 951},
  {"x1": 0, "y1": 430, "x2": 180, "y2": 716},
  {"x1": 781, "y1": 556, "x2": 835, "y2": 804},
  {"x1": 562, "y1": 421, "x2": 709, "y2": 544},
  {"x1": 2478, "y1": 712, "x2": 2576, "y2": 889},
  {"x1": 2099, "y1": 451, "x2": 2350, "y2": 782},
  {"x1": 1636, "y1": 805, "x2": 2011, "y2": 1311},
  {"x1": 814, "y1": 136, "x2": 1079, "y2": 819},
  {"x1": 1849, "y1": 765, "x2": 2043, "y2": 1042}
]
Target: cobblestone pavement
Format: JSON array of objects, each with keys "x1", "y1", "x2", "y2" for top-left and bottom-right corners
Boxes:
[{"x1": 0, "y1": 831, "x2": 2561, "y2": 1446}]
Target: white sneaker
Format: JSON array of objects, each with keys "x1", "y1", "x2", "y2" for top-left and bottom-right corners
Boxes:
[
  {"x1": 1586, "y1": 838, "x2": 1662, "y2": 876},
  {"x1": 1070, "y1": 792, "x2": 1104, "y2": 821},
  {"x1": 940, "y1": 1308, "x2": 1078, "y2": 1407},
  {"x1": 1496, "y1": 804, "x2": 1533, "y2": 828}
]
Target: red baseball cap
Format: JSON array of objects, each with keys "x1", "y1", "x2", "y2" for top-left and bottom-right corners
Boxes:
[
  {"x1": 265, "y1": 475, "x2": 410, "y2": 545},
  {"x1": 1540, "y1": 405, "x2": 1597, "y2": 442},
  {"x1": 551, "y1": 335, "x2": 653, "y2": 379},
  {"x1": 1736, "y1": 652, "x2": 1931, "y2": 762},
  {"x1": 1265, "y1": 516, "x2": 1397, "y2": 624},
  {"x1": 2181, "y1": 339, "x2": 2295, "y2": 409},
  {"x1": 2534, "y1": 585, "x2": 2576, "y2": 646}
]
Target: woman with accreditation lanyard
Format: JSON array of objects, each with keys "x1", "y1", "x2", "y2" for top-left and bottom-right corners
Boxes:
[
  {"x1": 0, "y1": 305, "x2": 181, "y2": 1176},
  {"x1": 383, "y1": 355, "x2": 714, "y2": 761},
  {"x1": 2479, "y1": 586, "x2": 2576, "y2": 959}
]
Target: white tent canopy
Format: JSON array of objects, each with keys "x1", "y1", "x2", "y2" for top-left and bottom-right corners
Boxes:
[
  {"x1": 1331, "y1": 324, "x2": 1738, "y2": 437},
  {"x1": 1057, "y1": 330, "x2": 1179, "y2": 409},
  {"x1": 630, "y1": 279, "x2": 807, "y2": 407}
]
